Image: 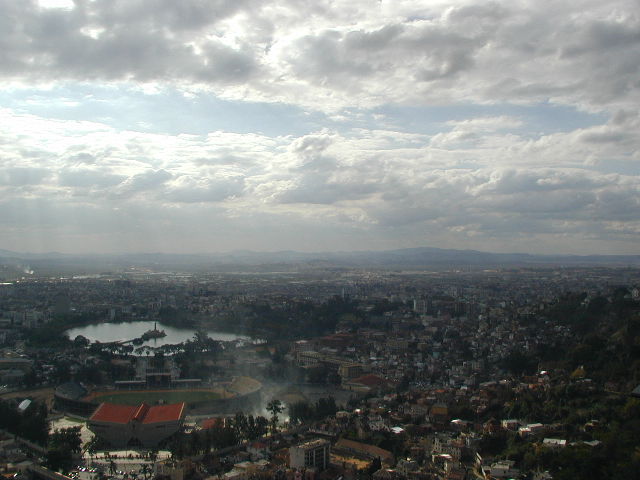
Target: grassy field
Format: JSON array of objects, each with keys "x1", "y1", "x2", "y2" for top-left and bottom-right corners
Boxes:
[{"x1": 89, "y1": 389, "x2": 223, "y2": 406}]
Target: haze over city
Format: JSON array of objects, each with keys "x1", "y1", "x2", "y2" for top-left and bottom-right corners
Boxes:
[
  {"x1": 3, "y1": 3, "x2": 640, "y2": 478},
  {"x1": 1, "y1": 0, "x2": 639, "y2": 255}
]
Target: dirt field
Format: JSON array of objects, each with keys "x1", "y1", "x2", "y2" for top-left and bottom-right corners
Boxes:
[{"x1": 50, "y1": 416, "x2": 93, "y2": 445}]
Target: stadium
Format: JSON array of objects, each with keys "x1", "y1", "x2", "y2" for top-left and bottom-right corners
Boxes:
[{"x1": 54, "y1": 376, "x2": 262, "y2": 417}]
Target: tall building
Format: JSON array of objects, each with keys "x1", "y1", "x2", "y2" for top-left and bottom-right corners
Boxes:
[{"x1": 290, "y1": 439, "x2": 330, "y2": 471}]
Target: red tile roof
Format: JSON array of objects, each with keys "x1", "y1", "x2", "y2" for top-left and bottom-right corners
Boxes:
[
  {"x1": 334, "y1": 438, "x2": 394, "y2": 463},
  {"x1": 90, "y1": 403, "x2": 139, "y2": 424},
  {"x1": 90, "y1": 402, "x2": 185, "y2": 424},
  {"x1": 201, "y1": 417, "x2": 225, "y2": 429},
  {"x1": 142, "y1": 403, "x2": 185, "y2": 424}
]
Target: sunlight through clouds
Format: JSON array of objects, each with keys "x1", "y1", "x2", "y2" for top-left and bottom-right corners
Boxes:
[{"x1": 0, "y1": 0, "x2": 638, "y2": 254}]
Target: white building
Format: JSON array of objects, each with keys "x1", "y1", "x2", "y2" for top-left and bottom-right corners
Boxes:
[{"x1": 289, "y1": 439, "x2": 330, "y2": 471}]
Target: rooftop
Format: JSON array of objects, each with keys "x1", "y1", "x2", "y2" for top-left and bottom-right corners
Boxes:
[
  {"x1": 90, "y1": 402, "x2": 185, "y2": 424},
  {"x1": 294, "y1": 439, "x2": 330, "y2": 450},
  {"x1": 351, "y1": 374, "x2": 389, "y2": 387}
]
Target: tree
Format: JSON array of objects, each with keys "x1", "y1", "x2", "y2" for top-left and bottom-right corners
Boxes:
[
  {"x1": 245, "y1": 415, "x2": 269, "y2": 440},
  {"x1": 46, "y1": 427, "x2": 82, "y2": 473},
  {"x1": 49, "y1": 427, "x2": 82, "y2": 453},
  {"x1": 85, "y1": 436, "x2": 101, "y2": 463},
  {"x1": 315, "y1": 397, "x2": 338, "y2": 419},
  {"x1": 255, "y1": 416, "x2": 269, "y2": 438},
  {"x1": 396, "y1": 375, "x2": 411, "y2": 393},
  {"x1": 501, "y1": 350, "x2": 537, "y2": 375},
  {"x1": 367, "y1": 456, "x2": 382, "y2": 475},
  {"x1": 148, "y1": 448, "x2": 158, "y2": 464},
  {"x1": 141, "y1": 464, "x2": 151, "y2": 480},
  {"x1": 289, "y1": 401, "x2": 313, "y2": 424},
  {"x1": 168, "y1": 434, "x2": 187, "y2": 459},
  {"x1": 267, "y1": 399, "x2": 283, "y2": 434},
  {"x1": 306, "y1": 364, "x2": 330, "y2": 384},
  {"x1": 234, "y1": 412, "x2": 248, "y2": 439},
  {"x1": 23, "y1": 369, "x2": 39, "y2": 388},
  {"x1": 17, "y1": 401, "x2": 49, "y2": 445}
]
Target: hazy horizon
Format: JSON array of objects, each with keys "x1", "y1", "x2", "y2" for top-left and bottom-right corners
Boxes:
[
  {"x1": 2, "y1": 244, "x2": 640, "y2": 260},
  {"x1": 1, "y1": 0, "x2": 639, "y2": 256}
]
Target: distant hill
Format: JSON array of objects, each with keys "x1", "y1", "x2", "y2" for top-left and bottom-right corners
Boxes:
[{"x1": 1, "y1": 246, "x2": 639, "y2": 274}]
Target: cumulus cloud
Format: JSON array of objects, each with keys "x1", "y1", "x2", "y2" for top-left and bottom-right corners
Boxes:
[
  {"x1": 57, "y1": 167, "x2": 126, "y2": 188},
  {"x1": 0, "y1": 167, "x2": 51, "y2": 186},
  {"x1": 0, "y1": 0, "x2": 637, "y2": 112},
  {"x1": 1, "y1": 103, "x2": 639, "y2": 254},
  {"x1": 0, "y1": 1, "x2": 639, "y2": 254},
  {"x1": 115, "y1": 169, "x2": 172, "y2": 195},
  {"x1": 164, "y1": 174, "x2": 245, "y2": 203}
]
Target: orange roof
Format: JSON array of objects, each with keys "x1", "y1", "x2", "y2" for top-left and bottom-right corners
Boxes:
[
  {"x1": 334, "y1": 438, "x2": 394, "y2": 462},
  {"x1": 201, "y1": 417, "x2": 224, "y2": 429},
  {"x1": 90, "y1": 403, "x2": 139, "y2": 424},
  {"x1": 351, "y1": 374, "x2": 389, "y2": 387},
  {"x1": 142, "y1": 403, "x2": 185, "y2": 424},
  {"x1": 90, "y1": 402, "x2": 185, "y2": 424}
]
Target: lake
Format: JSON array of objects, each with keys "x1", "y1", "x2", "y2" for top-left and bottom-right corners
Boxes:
[{"x1": 65, "y1": 320, "x2": 251, "y2": 347}]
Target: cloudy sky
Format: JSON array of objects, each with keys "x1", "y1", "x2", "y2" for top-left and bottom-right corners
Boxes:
[{"x1": 1, "y1": 0, "x2": 639, "y2": 255}]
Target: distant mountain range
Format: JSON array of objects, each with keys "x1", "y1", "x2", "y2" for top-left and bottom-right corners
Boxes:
[{"x1": 1, "y1": 246, "x2": 640, "y2": 273}]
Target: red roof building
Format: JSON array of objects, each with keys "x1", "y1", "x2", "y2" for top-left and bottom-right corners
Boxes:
[
  {"x1": 90, "y1": 403, "x2": 141, "y2": 424},
  {"x1": 88, "y1": 402, "x2": 185, "y2": 448},
  {"x1": 200, "y1": 417, "x2": 226, "y2": 430},
  {"x1": 351, "y1": 374, "x2": 388, "y2": 387}
]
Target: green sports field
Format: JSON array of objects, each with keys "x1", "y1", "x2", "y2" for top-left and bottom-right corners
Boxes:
[{"x1": 89, "y1": 389, "x2": 223, "y2": 406}]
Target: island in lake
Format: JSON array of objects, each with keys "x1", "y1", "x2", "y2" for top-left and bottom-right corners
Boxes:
[{"x1": 141, "y1": 322, "x2": 166, "y2": 341}]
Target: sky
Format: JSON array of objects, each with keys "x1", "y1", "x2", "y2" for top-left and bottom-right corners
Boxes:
[{"x1": 0, "y1": 0, "x2": 639, "y2": 255}]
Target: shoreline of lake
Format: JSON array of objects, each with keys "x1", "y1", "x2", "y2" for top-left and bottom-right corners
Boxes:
[{"x1": 65, "y1": 320, "x2": 254, "y2": 347}]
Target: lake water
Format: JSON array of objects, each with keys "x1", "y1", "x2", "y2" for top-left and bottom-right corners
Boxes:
[{"x1": 65, "y1": 320, "x2": 251, "y2": 347}]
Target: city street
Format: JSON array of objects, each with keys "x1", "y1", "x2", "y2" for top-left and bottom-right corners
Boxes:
[{"x1": 73, "y1": 451, "x2": 171, "y2": 480}]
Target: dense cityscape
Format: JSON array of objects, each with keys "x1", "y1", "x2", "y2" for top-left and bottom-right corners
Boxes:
[
  {"x1": 1, "y1": 263, "x2": 639, "y2": 479},
  {"x1": 2, "y1": 0, "x2": 640, "y2": 478}
]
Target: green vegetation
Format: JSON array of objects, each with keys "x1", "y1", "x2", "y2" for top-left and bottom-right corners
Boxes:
[
  {"x1": 267, "y1": 399, "x2": 283, "y2": 434},
  {"x1": 0, "y1": 399, "x2": 83, "y2": 474},
  {"x1": 210, "y1": 295, "x2": 363, "y2": 339},
  {"x1": 23, "y1": 312, "x2": 98, "y2": 348},
  {"x1": 0, "y1": 398, "x2": 48, "y2": 445},
  {"x1": 288, "y1": 396, "x2": 339, "y2": 424},
  {"x1": 480, "y1": 288, "x2": 640, "y2": 478},
  {"x1": 46, "y1": 427, "x2": 82, "y2": 474},
  {"x1": 167, "y1": 412, "x2": 269, "y2": 459},
  {"x1": 173, "y1": 333, "x2": 221, "y2": 379},
  {"x1": 158, "y1": 305, "x2": 197, "y2": 328},
  {"x1": 91, "y1": 389, "x2": 221, "y2": 406},
  {"x1": 510, "y1": 289, "x2": 640, "y2": 388},
  {"x1": 484, "y1": 392, "x2": 640, "y2": 479},
  {"x1": 477, "y1": 394, "x2": 640, "y2": 479}
]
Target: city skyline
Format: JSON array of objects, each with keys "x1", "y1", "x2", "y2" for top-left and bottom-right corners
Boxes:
[{"x1": 1, "y1": 0, "x2": 639, "y2": 255}]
